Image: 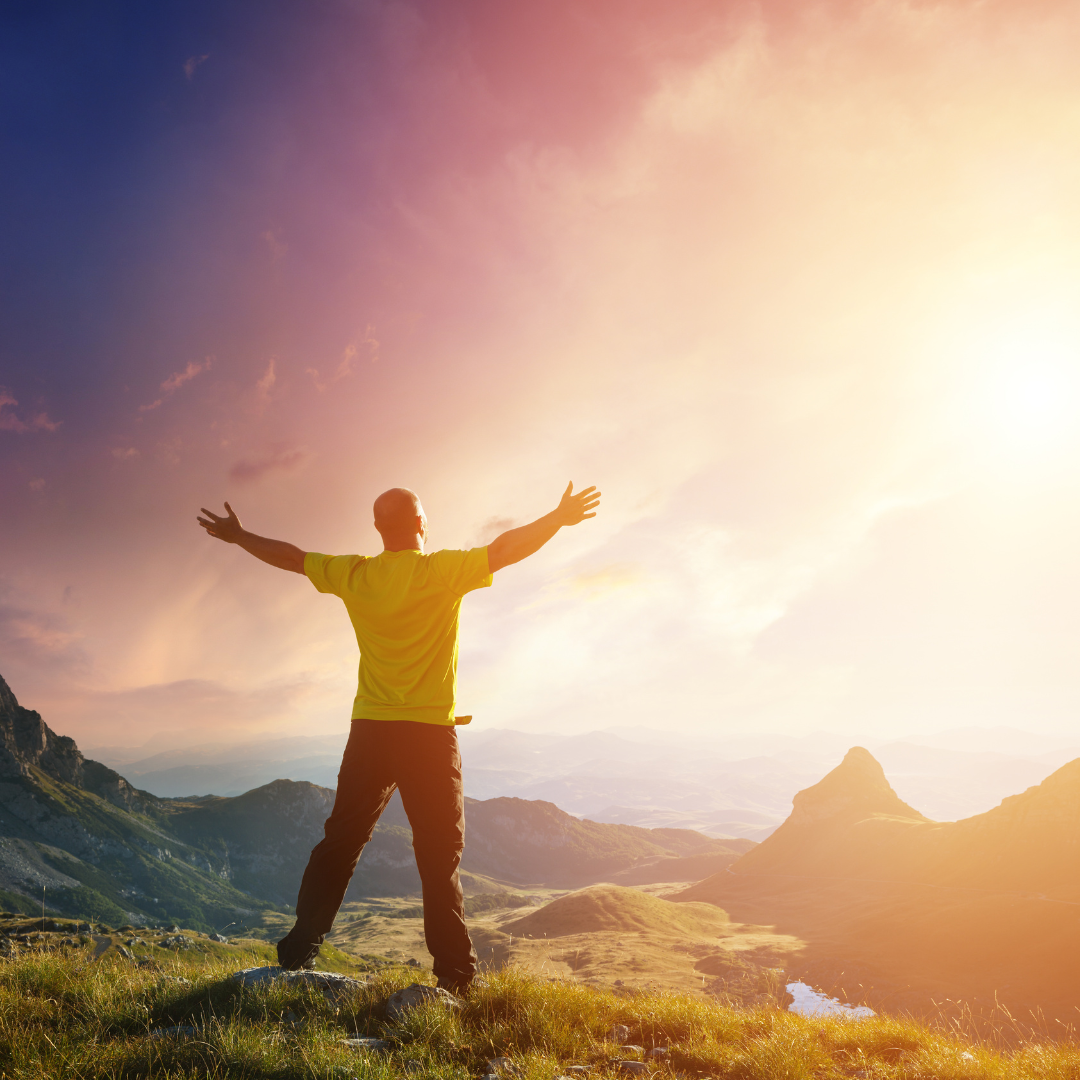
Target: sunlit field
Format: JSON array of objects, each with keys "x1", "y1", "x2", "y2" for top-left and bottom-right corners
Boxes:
[{"x1": 1, "y1": 925, "x2": 1078, "y2": 1079}]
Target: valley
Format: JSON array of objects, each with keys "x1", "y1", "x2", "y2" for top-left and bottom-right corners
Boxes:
[{"x1": 5, "y1": 668, "x2": 1080, "y2": 1032}]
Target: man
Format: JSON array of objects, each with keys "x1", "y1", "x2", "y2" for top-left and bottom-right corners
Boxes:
[{"x1": 196, "y1": 481, "x2": 600, "y2": 991}]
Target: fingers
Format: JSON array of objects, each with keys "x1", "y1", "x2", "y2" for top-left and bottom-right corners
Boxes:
[
  {"x1": 224, "y1": 501, "x2": 237, "y2": 518},
  {"x1": 562, "y1": 481, "x2": 574, "y2": 499},
  {"x1": 199, "y1": 507, "x2": 222, "y2": 522}
]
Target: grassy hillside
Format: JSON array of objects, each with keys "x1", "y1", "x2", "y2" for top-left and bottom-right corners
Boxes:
[
  {"x1": 0, "y1": 935, "x2": 1073, "y2": 1079},
  {"x1": 0, "y1": 767, "x2": 276, "y2": 930}
]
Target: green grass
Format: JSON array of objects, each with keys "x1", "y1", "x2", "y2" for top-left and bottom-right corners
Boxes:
[{"x1": 0, "y1": 942, "x2": 1078, "y2": 1079}]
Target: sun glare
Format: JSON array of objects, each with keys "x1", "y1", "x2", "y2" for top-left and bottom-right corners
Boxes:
[
  {"x1": 985, "y1": 353, "x2": 1075, "y2": 446},
  {"x1": 947, "y1": 306, "x2": 1080, "y2": 463}
]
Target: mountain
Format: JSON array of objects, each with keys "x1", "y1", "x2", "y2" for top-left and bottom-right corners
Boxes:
[
  {"x1": 731, "y1": 746, "x2": 930, "y2": 878},
  {"x1": 164, "y1": 787, "x2": 752, "y2": 904},
  {"x1": 0, "y1": 673, "x2": 749, "y2": 923},
  {"x1": 0, "y1": 673, "x2": 274, "y2": 928},
  {"x1": 458, "y1": 797, "x2": 751, "y2": 887},
  {"x1": 675, "y1": 746, "x2": 1080, "y2": 1023}
]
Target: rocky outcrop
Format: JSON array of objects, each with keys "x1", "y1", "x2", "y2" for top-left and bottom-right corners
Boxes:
[
  {"x1": 0, "y1": 674, "x2": 152, "y2": 813},
  {"x1": 0, "y1": 674, "x2": 272, "y2": 927}
]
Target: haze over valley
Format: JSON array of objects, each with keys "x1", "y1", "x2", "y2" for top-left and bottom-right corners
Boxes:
[{"x1": 88, "y1": 725, "x2": 1080, "y2": 840}]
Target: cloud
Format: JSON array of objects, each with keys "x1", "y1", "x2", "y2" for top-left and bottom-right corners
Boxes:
[
  {"x1": 140, "y1": 356, "x2": 213, "y2": 411},
  {"x1": 58, "y1": 674, "x2": 327, "y2": 750},
  {"x1": 184, "y1": 54, "x2": 209, "y2": 80},
  {"x1": 0, "y1": 388, "x2": 61, "y2": 433},
  {"x1": 228, "y1": 445, "x2": 312, "y2": 483},
  {"x1": 262, "y1": 230, "x2": 287, "y2": 263},
  {"x1": 111, "y1": 447, "x2": 139, "y2": 460},
  {"x1": 473, "y1": 516, "x2": 517, "y2": 546},
  {"x1": 306, "y1": 326, "x2": 377, "y2": 391},
  {"x1": 28, "y1": 478, "x2": 45, "y2": 491},
  {"x1": 0, "y1": 594, "x2": 87, "y2": 673},
  {"x1": 255, "y1": 358, "x2": 276, "y2": 407}
]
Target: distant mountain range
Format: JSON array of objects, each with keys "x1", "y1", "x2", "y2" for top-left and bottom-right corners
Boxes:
[
  {"x1": 87, "y1": 724, "x2": 1080, "y2": 841},
  {"x1": 676, "y1": 746, "x2": 1080, "y2": 1024},
  {"x1": 0, "y1": 673, "x2": 749, "y2": 926}
]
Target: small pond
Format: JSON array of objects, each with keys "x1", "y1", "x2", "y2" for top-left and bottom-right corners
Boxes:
[{"x1": 786, "y1": 981, "x2": 875, "y2": 1018}]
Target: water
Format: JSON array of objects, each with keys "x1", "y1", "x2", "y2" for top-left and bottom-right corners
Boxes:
[{"x1": 786, "y1": 981, "x2": 875, "y2": 1019}]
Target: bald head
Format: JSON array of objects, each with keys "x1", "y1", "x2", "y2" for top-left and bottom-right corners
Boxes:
[{"x1": 373, "y1": 487, "x2": 427, "y2": 550}]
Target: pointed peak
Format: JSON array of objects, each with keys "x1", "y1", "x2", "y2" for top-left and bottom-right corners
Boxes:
[
  {"x1": 787, "y1": 745, "x2": 924, "y2": 827},
  {"x1": 838, "y1": 745, "x2": 888, "y2": 777}
]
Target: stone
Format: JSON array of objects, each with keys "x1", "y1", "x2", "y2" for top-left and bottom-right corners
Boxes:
[
  {"x1": 404, "y1": 1060, "x2": 422, "y2": 1073},
  {"x1": 148, "y1": 1025, "x2": 199, "y2": 1040},
  {"x1": 386, "y1": 982, "x2": 461, "y2": 1021},
  {"x1": 230, "y1": 966, "x2": 368, "y2": 997},
  {"x1": 564, "y1": 1068, "x2": 592, "y2": 1076},
  {"x1": 159, "y1": 935, "x2": 193, "y2": 950},
  {"x1": 610, "y1": 1026, "x2": 630, "y2": 1043},
  {"x1": 647, "y1": 1049, "x2": 668, "y2": 1059},
  {"x1": 618, "y1": 1046, "x2": 644, "y2": 1057},
  {"x1": 166, "y1": 925, "x2": 181, "y2": 933},
  {"x1": 231, "y1": 966, "x2": 282, "y2": 987},
  {"x1": 208, "y1": 933, "x2": 228, "y2": 943},
  {"x1": 343, "y1": 1037, "x2": 390, "y2": 1051},
  {"x1": 117, "y1": 945, "x2": 134, "y2": 960},
  {"x1": 406, "y1": 957, "x2": 421, "y2": 967},
  {"x1": 616, "y1": 1063, "x2": 647, "y2": 1076}
]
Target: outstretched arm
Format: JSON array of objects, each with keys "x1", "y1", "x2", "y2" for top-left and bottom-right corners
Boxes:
[
  {"x1": 196, "y1": 502, "x2": 307, "y2": 574},
  {"x1": 487, "y1": 482, "x2": 601, "y2": 573}
]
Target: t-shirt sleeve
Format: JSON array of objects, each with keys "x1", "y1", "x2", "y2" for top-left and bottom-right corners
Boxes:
[
  {"x1": 305, "y1": 552, "x2": 365, "y2": 596},
  {"x1": 432, "y1": 547, "x2": 493, "y2": 597}
]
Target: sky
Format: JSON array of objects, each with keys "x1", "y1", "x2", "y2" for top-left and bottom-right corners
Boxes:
[{"x1": 4, "y1": 0, "x2": 1080, "y2": 751}]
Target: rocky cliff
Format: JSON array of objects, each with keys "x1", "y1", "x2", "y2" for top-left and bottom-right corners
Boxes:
[{"x1": 0, "y1": 674, "x2": 149, "y2": 812}]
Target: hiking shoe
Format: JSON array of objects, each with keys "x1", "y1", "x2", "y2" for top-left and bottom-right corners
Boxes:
[
  {"x1": 436, "y1": 973, "x2": 477, "y2": 997},
  {"x1": 277, "y1": 933, "x2": 320, "y2": 971}
]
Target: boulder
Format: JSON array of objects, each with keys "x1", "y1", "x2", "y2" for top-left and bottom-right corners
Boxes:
[
  {"x1": 386, "y1": 982, "x2": 461, "y2": 1021},
  {"x1": 230, "y1": 966, "x2": 368, "y2": 997},
  {"x1": 342, "y1": 1036, "x2": 389, "y2": 1051}
]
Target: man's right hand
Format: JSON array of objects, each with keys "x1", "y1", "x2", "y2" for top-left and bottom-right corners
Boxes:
[
  {"x1": 197, "y1": 502, "x2": 245, "y2": 544},
  {"x1": 196, "y1": 502, "x2": 307, "y2": 573}
]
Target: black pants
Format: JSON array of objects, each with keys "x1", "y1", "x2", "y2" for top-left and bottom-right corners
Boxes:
[{"x1": 292, "y1": 719, "x2": 476, "y2": 985}]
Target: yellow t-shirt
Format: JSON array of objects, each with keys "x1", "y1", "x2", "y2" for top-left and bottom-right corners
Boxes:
[{"x1": 305, "y1": 547, "x2": 492, "y2": 725}]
